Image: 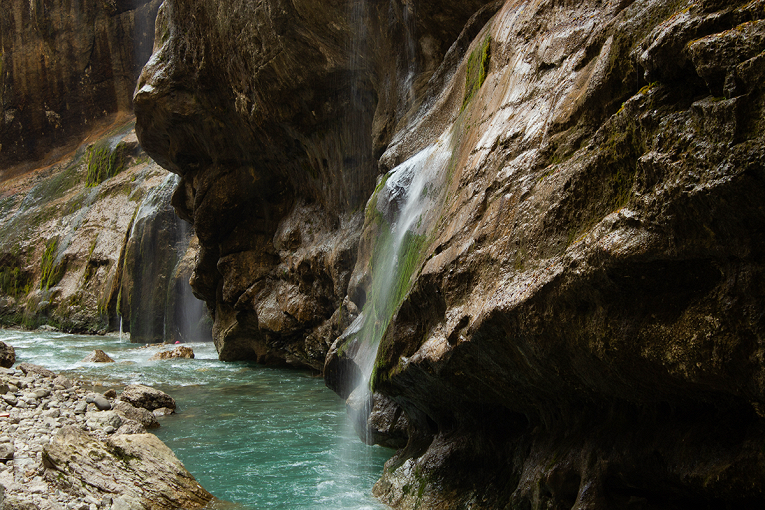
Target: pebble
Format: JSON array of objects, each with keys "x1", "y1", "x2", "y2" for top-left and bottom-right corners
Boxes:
[{"x1": 0, "y1": 364, "x2": 153, "y2": 509}]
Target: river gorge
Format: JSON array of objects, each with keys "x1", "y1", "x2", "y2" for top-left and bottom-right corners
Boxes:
[{"x1": 2, "y1": 0, "x2": 765, "y2": 508}]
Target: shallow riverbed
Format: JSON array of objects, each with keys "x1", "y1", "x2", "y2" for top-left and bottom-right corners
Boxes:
[{"x1": 0, "y1": 329, "x2": 390, "y2": 509}]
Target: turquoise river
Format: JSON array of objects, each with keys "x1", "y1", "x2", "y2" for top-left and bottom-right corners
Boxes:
[{"x1": 0, "y1": 329, "x2": 391, "y2": 509}]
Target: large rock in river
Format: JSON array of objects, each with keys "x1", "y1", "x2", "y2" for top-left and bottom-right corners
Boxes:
[
  {"x1": 120, "y1": 384, "x2": 176, "y2": 413},
  {"x1": 43, "y1": 426, "x2": 212, "y2": 509}
]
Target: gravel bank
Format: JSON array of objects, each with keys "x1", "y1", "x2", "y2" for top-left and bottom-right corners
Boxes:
[{"x1": 0, "y1": 362, "x2": 211, "y2": 510}]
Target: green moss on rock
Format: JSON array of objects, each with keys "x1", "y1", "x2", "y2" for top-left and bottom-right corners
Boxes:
[
  {"x1": 462, "y1": 35, "x2": 491, "y2": 111},
  {"x1": 40, "y1": 239, "x2": 65, "y2": 290},
  {"x1": 86, "y1": 141, "x2": 129, "y2": 187},
  {"x1": 0, "y1": 266, "x2": 31, "y2": 297}
]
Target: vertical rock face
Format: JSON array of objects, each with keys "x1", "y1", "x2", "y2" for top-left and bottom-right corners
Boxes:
[
  {"x1": 134, "y1": 0, "x2": 496, "y2": 366},
  {"x1": 0, "y1": 0, "x2": 162, "y2": 168},
  {"x1": 136, "y1": 0, "x2": 765, "y2": 508},
  {"x1": 0, "y1": 0, "x2": 208, "y2": 342}
]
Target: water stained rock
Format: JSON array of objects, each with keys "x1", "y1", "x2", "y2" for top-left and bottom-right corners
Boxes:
[
  {"x1": 81, "y1": 350, "x2": 115, "y2": 363},
  {"x1": 148, "y1": 345, "x2": 194, "y2": 361},
  {"x1": 132, "y1": 0, "x2": 765, "y2": 508}
]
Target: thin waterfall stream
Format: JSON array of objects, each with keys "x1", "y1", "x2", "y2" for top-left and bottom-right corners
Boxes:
[{"x1": 344, "y1": 131, "x2": 454, "y2": 443}]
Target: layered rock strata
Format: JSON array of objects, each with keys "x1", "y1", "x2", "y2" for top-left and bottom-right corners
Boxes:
[{"x1": 135, "y1": 0, "x2": 765, "y2": 508}]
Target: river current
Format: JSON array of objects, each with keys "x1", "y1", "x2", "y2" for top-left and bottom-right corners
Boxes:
[{"x1": 0, "y1": 330, "x2": 390, "y2": 509}]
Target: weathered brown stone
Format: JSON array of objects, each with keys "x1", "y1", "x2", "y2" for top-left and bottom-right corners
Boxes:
[
  {"x1": 0, "y1": 342, "x2": 15, "y2": 368},
  {"x1": 113, "y1": 400, "x2": 160, "y2": 429},
  {"x1": 17, "y1": 363, "x2": 55, "y2": 378},
  {"x1": 82, "y1": 350, "x2": 115, "y2": 363},
  {"x1": 120, "y1": 384, "x2": 175, "y2": 412},
  {"x1": 148, "y1": 345, "x2": 194, "y2": 361},
  {"x1": 43, "y1": 426, "x2": 212, "y2": 510}
]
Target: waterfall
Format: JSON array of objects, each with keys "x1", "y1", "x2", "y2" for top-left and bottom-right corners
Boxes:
[
  {"x1": 172, "y1": 218, "x2": 211, "y2": 343},
  {"x1": 344, "y1": 132, "x2": 453, "y2": 442}
]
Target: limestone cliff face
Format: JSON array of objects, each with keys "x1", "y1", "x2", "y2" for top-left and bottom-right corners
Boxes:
[
  {"x1": 134, "y1": 0, "x2": 495, "y2": 366},
  {"x1": 136, "y1": 0, "x2": 765, "y2": 507},
  {"x1": 0, "y1": 0, "x2": 161, "y2": 168},
  {"x1": 0, "y1": 116, "x2": 207, "y2": 342},
  {"x1": 0, "y1": 0, "x2": 206, "y2": 343}
]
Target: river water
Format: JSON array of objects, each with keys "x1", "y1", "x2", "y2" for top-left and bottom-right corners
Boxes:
[{"x1": 0, "y1": 329, "x2": 391, "y2": 509}]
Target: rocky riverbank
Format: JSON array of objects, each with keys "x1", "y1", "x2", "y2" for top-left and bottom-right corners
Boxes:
[{"x1": 0, "y1": 358, "x2": 212, "y2": 510}]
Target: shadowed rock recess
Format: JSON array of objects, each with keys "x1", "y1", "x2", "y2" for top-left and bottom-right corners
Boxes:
[{"x1": 135, "y1": 0, "x2": 765, "y2": 508}]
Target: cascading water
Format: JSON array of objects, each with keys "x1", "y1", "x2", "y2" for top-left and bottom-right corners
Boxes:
[
  {"x1": 344, "y1": 132, "x2": 454, "y2": 441},
  {"x1": 170, "y1": 218, "x2": 211, "y2": 343}
]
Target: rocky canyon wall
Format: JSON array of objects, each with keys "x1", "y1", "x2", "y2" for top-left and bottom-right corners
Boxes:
[
  {"x1": 0, "y1": 0, "x2": 208, "y2": 343},
  {"x1": 135, "y1": 0, "x2": 765, "y2": 508},
  {"x1": 0, "y1": 0, "x2": 162, "y2": 168}
]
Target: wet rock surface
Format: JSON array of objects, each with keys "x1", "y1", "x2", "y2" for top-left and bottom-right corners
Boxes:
[
  {"x1": 82, "y1": 350, "x2": 115, "y2": 364},
  {"x1": 0, "y1": 363, "x2": 209, "y2": 509},
  {"x1": 134, "y1": 0, "x2": 765, "y2": 508},
  {"x1": 148, "y1": 345, "x2": 194, "y2": 361},
  {"x1": 133, "y1": 0, "x2": 496, "y2": 368}
]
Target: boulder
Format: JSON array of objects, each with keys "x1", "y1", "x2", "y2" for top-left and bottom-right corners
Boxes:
[
  {"x1": 119, "y1": 384, "x2": 176, "y2": 412},
  {"x1": 52, "y1": 375, "x2": 73, "y2": 389},
  {"x1": 148, "y1": 345, "x2": 194, "y2": 361},
  {"x1": 85, "y1": 411, "x2": 122, "y2": 432},
  {"x1": 0, "y1": 342, "x2": 15, "y2": 368},
  {"x1": 93, "y1": 395, "x2": 112, "y2": 411},
  {"x1": 43, "y1": 426, "x2": 212, "y2": 509},
  {"x1": 115, "y1": 419, "x2": 148, "y2": 435},
  {"x1": 0, "y1": 442, "x2": 14, "y2": 461},
  {"x1": 16, "y1": 363, "x2": 54, "y2": 378},
  {"x1": 113, "y1": 401, "x2": 160, "y2": 429},
  {"x1": 81, "y1": 350, "x2": 115, "y2": 363}
]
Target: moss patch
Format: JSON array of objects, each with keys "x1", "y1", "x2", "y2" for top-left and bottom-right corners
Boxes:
[
  {"x1": 40, "y1": 239, "x2": 65, "y2": 290},
  {"x1": 462, "y1": 35, "x2": 491, "y2": 111},
  {"x1": 86, "y1": 141, "x2": 129, "y2": 187},
  {"x1": 0, "y1": 266, "x2": 31, "y2": 297}
]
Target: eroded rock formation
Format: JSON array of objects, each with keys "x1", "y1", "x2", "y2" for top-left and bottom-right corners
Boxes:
[
  {"x1": 0, "y1": 0, "x2": 209, "y2": 342},
  {"x1": 0, "y1": 0, "x2": 162, "y2": 167},
  {"x1": 135, "y1": 0, "x2": 765, "y2": 507}
]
